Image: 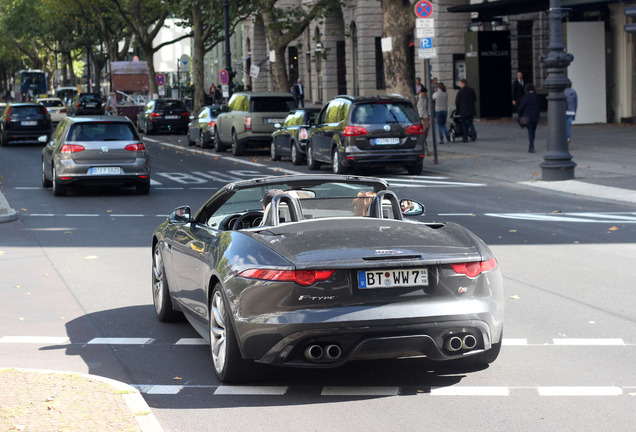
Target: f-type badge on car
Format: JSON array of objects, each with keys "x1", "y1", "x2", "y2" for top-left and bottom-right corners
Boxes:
[{"x1": 152, "y1": 175, "x2": 504, "y2": 383}]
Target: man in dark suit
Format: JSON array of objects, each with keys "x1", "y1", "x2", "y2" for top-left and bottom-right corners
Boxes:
[
  {"x1": 455, "y1": 78, "x2": 477, "y2": 142},
  {"x1": 293, "y1": 78, "x2": 305, "y2": 107},
  {"x1": 512, "y1": 72, "x2": 525, "y2": 113}
]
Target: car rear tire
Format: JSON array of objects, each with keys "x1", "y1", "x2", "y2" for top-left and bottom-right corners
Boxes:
[
  {"x1": 291, "y1": 142, "x2": 303, "y2": 165},
  {"x1": 152, "y1": 243, "x2": 179, "y2": 322},
  {"x1": 187, "y1": 129, "x2": 196, "y2": 146},
  {"x1": 307, "y1": 142, "x2": 320, "y2": 170},
  {"x1": 41, "y1": 160, "x2": 52, "y2": 188},
  {"x1": 270, "y1": 139, "x2": 280, "y2": 161},
  {"x1": 231, "y1": 130, "x2": 244, "y2": 156},
  {"x1": 210, "y1": 285, "x2": 254, "y2": 383},
  {"x1": 136, "y1": 180, "x2": 151, "y2": 195},
  {"x1": 52, "y1": 167, "x2": 66, "y2": 196},
  {"x1": 406, "y1": 162, "x2": 423, "y2": 176},
  {"x1": 213, "y1": 128, "x2": 224, "y2": 152},
  {"x1": 332, "y1": 147, "x2": 348, "y2": 174},
  {"x1": 449, "y1": 129, "x2": 456, "y2": 142}
]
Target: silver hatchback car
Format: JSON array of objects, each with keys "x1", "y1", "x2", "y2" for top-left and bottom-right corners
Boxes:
[{"x1": 41, "y1": 116, "x2": 151, "y2": 196}]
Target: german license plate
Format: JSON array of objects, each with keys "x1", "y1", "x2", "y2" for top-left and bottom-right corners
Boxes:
[
  {"x1": 375, "y1": 138, "x2": 400, "y2": 145},
  {"x1": 358, "y1": 268, "x2": 428, "y2": 289},
  {"x1": 21, "y1": 121, "x2": 38, "y2": 126},
  {"x1": 90, "y1": 167, "x2": 121, "y2": 175},
  {"x1": 165, "y1": 115, "x2": 178, "y2": 119},
  {"x1": 267, "y1": 118, "x2": 285, "y2": 123},
  {"x1": 86, "y1": 103, "x2": 97, "y2": 107}
]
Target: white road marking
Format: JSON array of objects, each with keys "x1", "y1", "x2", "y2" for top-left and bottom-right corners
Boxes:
[
  {"x1": 431, "y1": 386, "x2": 509, "y2": 396},
  {"x1": 65, "y1": 214, "x2": 100, "y2": 217},
  {"x1": 537, "y1": 386, "x2": 623, "y2": 396},
  {"x1": 503, "y1": 338, "x2": 528, "y2": 346},
  {"x1": 14, "y1": 187, "x2": 40, "y2": 190},
  {"x1": 321, "y1": 386, "x2": 399, "y2": 396},
  {"x1": 214, "y1": 386, "x2": 288, "y2": 395},
  {"x1": 552, "y1": 338, "x2": 625, "y2": 346},
  {"x1": 485, "y1": 211, "x2": 636, "y2": 223},
  {"x1": 0, "y1": 336, "x2": 69, "y2": 344},
  {"x1": 86, "y1": 338, "x2": 154, "y2": 345},
  {"x1": 520, "y1": 179, "x2": 636, "y2": 204},
  {"x1": 138, "y1": 385, "x2": 183, "y2": 395},
  {"x1": 175, "y1": 338, "x2": 207, "y2": 345},
  {"x1": 109, "y1": 214, "x2": 144, "y2": 217}
]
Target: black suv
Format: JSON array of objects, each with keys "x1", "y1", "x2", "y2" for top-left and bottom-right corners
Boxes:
[
  {"x1": 69, "y1": 93, "x2": 104, "y2": 116},
  {"x1": 307, "y1": 95, "x2": 425, "y2": 175},
  {"x1": 0, "y1": 102, "x2": 52, "y2": 146},
  {"x1": 137, "y1": 99, "x2": 190, "y2": 135}
]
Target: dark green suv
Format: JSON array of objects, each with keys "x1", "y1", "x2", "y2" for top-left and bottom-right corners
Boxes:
[
  {"x1": 213, "y1": 92, "x2": 297, "y2": 155},
  {"x1": 306, "y1": 95, "x2": 426, "y2": 175}
]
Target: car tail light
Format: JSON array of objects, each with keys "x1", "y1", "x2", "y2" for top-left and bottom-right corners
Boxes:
[
  {"x1": 60, "y1": 108, "x2": 67, "y2": 113},
  {"x1": 208, "y1": 120, "x2": 216, "y2": 128},
  {"x1": 299, "y1": 128, "x2": 308, "y2": 140},
  {"x1": 406, "y1": 124, "x2": 425, "y2": 134},
  {"x1": 5, "y1": 106, "x2": 10, "y2": 117},
  {"x1": 343, "y1": 126, "x2": 368, "y2": 137},
  {"x1": 238, "y1": 268, "x2": 336, "y2": 287},
  {"x1": 181, "y1": 111, "x2": 190, "y2": 118},
  {"x1": 150, "y1": 112, "x2": 162, "y2": 118},
  {"x1": 125, "y1": 143, "x2": 146, "y2": 151},
  {"x1": 244, "y1": 117, "x2": 252, "y2": 130},
  {"x1": 76, "y1": 102, "x2": 80, "y2": 107},
  {"x1": 450, "y1": 258, "x2": 498, "y2": 278},
  {"x1": 60, "y1": 144, "x2": 85, "y2": 153}
]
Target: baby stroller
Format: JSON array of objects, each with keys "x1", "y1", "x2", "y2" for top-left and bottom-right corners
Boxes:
[{"x1": 448, "y1": 109, "x2": 477, "y2": 142}]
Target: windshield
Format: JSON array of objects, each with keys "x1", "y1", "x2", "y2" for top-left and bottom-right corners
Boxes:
[{"x1": 205, "y1": 181, "x2": 381, "y2": 229}]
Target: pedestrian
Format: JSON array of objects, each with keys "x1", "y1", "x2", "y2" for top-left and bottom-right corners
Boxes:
[
  {"x1": 454, "y1": 78, "x2": 477, "y2": 142},
  {"x1": 209, "y1": 83, "x2": 216, "y2": 97},
  {"x1": 414, "y1": 77, "x2": 423, "y2": 95},
  {"x1": 564, "y1": 83, "x2": 577, "y2": 143},
  {"x1": 430, "y1": 77, "x2": 439, "y2": 94},
  {"x1": 432, "y1": 82, "x2": 450, "y2": 144},
  {"x1": 517, "y1": 83, "x2": 541, "y2": 153},
  {"x1": 290, "y1": 84, "x2": 297, "y2": 105},
  {"x1": 293, "y1": 78, "x2": 305, "y2": 107},
  {"x1": 417, "y1": 88, "x2": 430, "y2": 154},
  {"x1": 214, "y1": 84, "x2": 222, "y2": 104},
  {"x1": 512, "y1": 71, "x2": 525, "y2": 114}
]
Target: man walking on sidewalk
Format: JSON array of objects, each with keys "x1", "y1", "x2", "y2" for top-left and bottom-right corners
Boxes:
[{"x1": 455, "y1": 78, "x2": 477, "y2": 142}]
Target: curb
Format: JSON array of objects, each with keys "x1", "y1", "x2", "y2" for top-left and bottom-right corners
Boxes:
[
  {"x1": 0, "y1": 189, "x2": 17, "y2": 223},
  {"x1": 0, "y1": 368, "x2": 164, "y2": 432}
]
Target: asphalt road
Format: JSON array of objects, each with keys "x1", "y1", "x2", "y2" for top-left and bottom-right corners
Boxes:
[{"x1": 1, "y1": 133, "x2": 634, "y2": 431}]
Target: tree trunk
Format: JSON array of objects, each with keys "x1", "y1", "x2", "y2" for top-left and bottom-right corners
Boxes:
[
  {"x1": 142, "y1": 44, "x2": 158, "y2": 97},
  {"x1": 191, "y1": 2, "x2": 206, "y2": 113},
  {"x1": 270, "y1": 45, "x2": 290, "y2": 93},
  {"x1": 381, "y1": 0, "x2": 414, "y2": 99}
]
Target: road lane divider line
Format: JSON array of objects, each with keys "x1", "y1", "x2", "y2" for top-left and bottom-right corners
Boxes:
[
  {"x1": 430, "y1": 386, "x2": 509, "y2": 396},
  {"x1": 552, "y1": 338, "x2": 625, "y2": 346},
  {"x1": 87, "y1": 338, "x2": 154, "y2": 345},
  {"x1": 214, "y1": 385, "x2": 288, "y2": 395},
  {"x1": 321, "y1": 386, "x2": 399, "y2": 396},
  {"x1": 537, "y1": 386, "x2": 623, "y2": 396},
  {"x1": 0, "y1": 336, "x2": 69, "y2": 344}
]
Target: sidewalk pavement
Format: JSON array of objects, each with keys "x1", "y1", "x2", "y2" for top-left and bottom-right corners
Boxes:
[{"x1": 0, "y1": 117, "x2": 633, "y2": 431}]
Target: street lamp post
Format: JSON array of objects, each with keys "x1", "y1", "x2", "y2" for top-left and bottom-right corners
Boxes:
[
  {"x1": 539, "y1": 0, "x2": 576, "y2": 181},
  {"x1": 223, "y1": 0, "x2": 234, "y2": 98}
]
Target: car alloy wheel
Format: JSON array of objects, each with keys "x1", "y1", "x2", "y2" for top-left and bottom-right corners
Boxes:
[
  {"x1": 231, "y1": 130, "x2": 244, "y2": 156},
  {"x1": 52, "y1": 167, "x2": 66, "y2": 196},
  {"x1": 152, "y1": 244, "x2": 177, "y2": 322},
  {"x1": 332, "y1": 147, "x2": 347, "y2": 174},
  {"x1": 209, "y1": 285, "x2": 253, "y2": 382},
  {"x1": 214, "y1": 128, "x2": 224, "y2": 152},
  {"x1": 270, "y1": 139, "x2": 280, "y2": 161},
  {"x1": 41, "y1": 160, "x2": 52, "y2": 188},
  {"x1": 307, "y1": 142, "x2": 320, "y2": 170},
  {"x1": 291, "y1": 142, "x2": 303, "y2": 165}
]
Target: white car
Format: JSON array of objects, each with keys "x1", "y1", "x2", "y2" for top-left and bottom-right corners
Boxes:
[{"x1": 36, "y1": 97, "x2": 67, "y2": 124}]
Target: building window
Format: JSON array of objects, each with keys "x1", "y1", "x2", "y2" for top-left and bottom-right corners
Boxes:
[{"x1": 375, "y1": 37, "x2": 386, "y2": 90}]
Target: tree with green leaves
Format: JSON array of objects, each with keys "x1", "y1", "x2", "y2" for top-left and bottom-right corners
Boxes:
[{"x1": 251, "y1": 0, "x2": 341, "y2": 92}]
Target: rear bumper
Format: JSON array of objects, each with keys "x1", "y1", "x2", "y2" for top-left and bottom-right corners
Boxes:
[
  {"x1": 54, "y1": 158, "x2": 151, "y2": 186},
  {"x1": 341, "y1": 150, "x2": 425, "y2": 168},
  {"x1": 4, "y1": 129, "x2": 50, "y2": 144},
  {"x1": 149, "y1": 119, "x2": 189, "y2": 131}
]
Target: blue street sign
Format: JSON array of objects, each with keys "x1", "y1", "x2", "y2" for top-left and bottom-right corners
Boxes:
[{"x1": 420, "y1": 38, "x2": 433, "y2": 49}]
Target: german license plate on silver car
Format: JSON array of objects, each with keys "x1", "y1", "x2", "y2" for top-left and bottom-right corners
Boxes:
[
  {"x1": 375, "y1": 138, "x2": 400, "y2": 145},
  {"x1": 90, "y1": 167, "x2": 121, "y2": 175},
  {"x1": 358, "y1": 268, "x2": 428, "y2": 288}
]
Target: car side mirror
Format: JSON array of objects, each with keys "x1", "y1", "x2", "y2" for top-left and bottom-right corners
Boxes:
[
  {"x1": 168, "y1": 206, "x2": 193, "y2": 224},
  {"x1": 400, "y1": 199, "x2": 425, "y2": 216}
]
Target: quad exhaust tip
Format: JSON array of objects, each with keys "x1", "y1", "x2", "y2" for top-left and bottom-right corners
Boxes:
[{"x1": 304, "y1": 343, "x2": 342, "y2": 362}]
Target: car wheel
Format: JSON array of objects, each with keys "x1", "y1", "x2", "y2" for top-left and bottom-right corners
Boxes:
[
  {"x1": 231, "y1": 130, "x2": 244, "y2": 156},
  {"x1": 187, "y1": 129, "x2": 196, "y2": 146},
  {"x1": 135, "y1": 180, "x2": 151, "y2": 195},
  {"x1": 52, "y1": 167, "x2": 66, "y2": 196},
  {"x1": 200, "y1": 130, "x2": 210, "y2": 149},
  {"x1": 0, "y1": 132, "x2": 5, "y2": 147},
  {"x1": 41, "y1": 160, "x2": 52, "y2": 188},
  {"x1": 332, "y1": 147, "x2": 348, "y2": 174},
  {"x1": 406, "y1": 162, "x2": 423, "y2": 176},
  {"x1": 209, "y1": 284, "x2": 254, "y2": 383},
  {"x1": 307, "y1": 142, "x2": 320, "y2": 170},
  {"x1": 291, "y1": 141, "x2": 303, "y2": 165},
  {"x1": 213, "y1": 128, "x2": 224, "y2": 152},
  {"x1": 449, "y1": 129, "x2": 456, "y2": 143},
  {"x1": 152, "y1": 243, "x2": 179, "y2": 322},
  {"x1": 270, "y1": 139, "x2": 280, "y2": 161}
]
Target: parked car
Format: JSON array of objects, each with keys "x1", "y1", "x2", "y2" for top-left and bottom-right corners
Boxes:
[
  {"x1": 152, "y1": 175, "x2": 504, "y2": 383},
  {"x1": 187, "y1": 105, "x2": 223, "y2": 148},
  {"x1": 307, "y1": 95, "x2": 426, "y2": 175},
  {"x1": 69, "y1": 93, "x2": 105, "y2": 116},
  {"x1": 0, "y1": 102, "x2": 52, "y2": 146},
  {"x1": 41, "y1": 116, "x2": 151, "y2": 196},
  {"x1": 214, "y1": 91, "x2": 297, "y2": 156},
  {"x1": 137, "y1": 99, "x2": 190, "y2": 135},
  {"x1": 270, "y1": 108, "x2": 320, "y2": 165},
  {"x1": 36, "y1": 97, "x2": 67, "y2": 124}
]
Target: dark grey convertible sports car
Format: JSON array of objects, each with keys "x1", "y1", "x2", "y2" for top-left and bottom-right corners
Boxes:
[{"x1": 152, "y1": 175, "x2": 504, "y2": 382}]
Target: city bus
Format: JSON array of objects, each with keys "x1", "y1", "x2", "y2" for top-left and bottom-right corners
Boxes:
[{"x1": 14, "y1": 70, "x2": 48, "y2": 101}]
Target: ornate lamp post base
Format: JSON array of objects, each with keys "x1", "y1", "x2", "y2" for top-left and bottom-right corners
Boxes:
[{"x1": 540, "y1": 0, "x2": 576, "y2": 181}]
